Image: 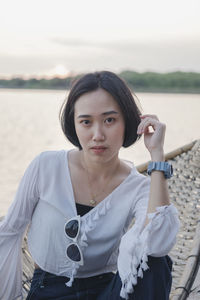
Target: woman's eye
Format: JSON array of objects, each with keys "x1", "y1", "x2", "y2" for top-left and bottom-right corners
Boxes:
[
  {"x1": 80, "y1": 120, "x2": 90, "y2": 125},
  {"x1": 105, "y1": 117, "x2": 115, "y2": 124}
]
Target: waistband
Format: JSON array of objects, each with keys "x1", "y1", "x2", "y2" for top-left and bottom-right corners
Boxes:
[{"x1": 33, "y1": 268, "x2": 115, "y2": 289}]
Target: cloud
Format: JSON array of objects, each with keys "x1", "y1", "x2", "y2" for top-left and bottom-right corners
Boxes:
[
  {"x1": 50, "y1": 36, "x2": 200, "y2": 55},
  {"x1": 50, "y1": 37, "x2": 95, "y2": 47},
  {"x1": 0, "y1": 38, "x2": 200, "y2": 77}
]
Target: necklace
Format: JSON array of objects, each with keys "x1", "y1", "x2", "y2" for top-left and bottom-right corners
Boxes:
[{"x1": 83, "y1": 161, "x2": 120, "y2": 206}]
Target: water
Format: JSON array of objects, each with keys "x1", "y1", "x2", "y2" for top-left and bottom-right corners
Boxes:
[{"x1": 0, "y1": 89, "x2": 199, "y2": 216}]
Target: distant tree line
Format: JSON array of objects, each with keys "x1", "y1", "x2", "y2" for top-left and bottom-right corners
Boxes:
[
  {"x1": 0, "y1": 71, "x2": 200, "y2": 93},
  {"x1": 0, "y1": 77, "x2": 73, "y2": 90},
  {"x1": 119, "y1": 71, "x2": 200, "y2": 93}
]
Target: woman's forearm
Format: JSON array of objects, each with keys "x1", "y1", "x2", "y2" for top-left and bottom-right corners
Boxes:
[
  {"x1": 144, "y1": 149, "x2": 170, "y2": 226},
  {"x1": 137, "y1": 114, "x2": 172, "y2": 227}
]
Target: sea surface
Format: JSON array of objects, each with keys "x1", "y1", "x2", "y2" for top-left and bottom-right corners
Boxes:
[{"x1": 0, "y1": 89, "x2": 199, "y2": 216}]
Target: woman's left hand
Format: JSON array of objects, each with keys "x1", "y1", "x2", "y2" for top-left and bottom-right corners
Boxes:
[{"x1": 137, "y1": 114, "x2": 166, "y2": 160}]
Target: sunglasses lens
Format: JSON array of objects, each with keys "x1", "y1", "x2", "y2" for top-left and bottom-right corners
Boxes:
[
  {"x1": 67, "y1": 244, "x2": 81, "y2": 262},
  {"x1": 65, "y1": 219, "x2": 79, "y2": 238}
]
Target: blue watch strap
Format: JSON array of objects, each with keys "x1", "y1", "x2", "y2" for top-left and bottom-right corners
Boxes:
[{"x1": 147, "y1": 161, "x2": 173, "y2": 179}]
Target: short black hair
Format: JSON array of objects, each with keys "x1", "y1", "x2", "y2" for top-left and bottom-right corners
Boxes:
[{"x1": 59, "y1": 71, "x2": 142, "y2": 149}]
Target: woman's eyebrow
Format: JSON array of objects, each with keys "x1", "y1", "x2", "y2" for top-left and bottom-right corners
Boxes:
[
  {"x1": 77, "y1": 114, "x2": 91, "y2": 118},
  {"x1": 77, "y1": 111, "x2": 119, "y2": 118},
  {"x1": 102, "y1": 110, "x2": 119, "y2": 116}
]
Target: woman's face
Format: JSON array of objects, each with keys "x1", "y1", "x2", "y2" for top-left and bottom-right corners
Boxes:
[{"x1": 74, "y1": 88, "x2": 125, "y2": 163}]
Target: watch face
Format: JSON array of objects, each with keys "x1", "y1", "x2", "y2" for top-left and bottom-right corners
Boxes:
[
  {"x1": 170, "y1": 164, "x2": 173, "y2": 175},
  {"x1": 166, "y1": 163, "x2": 173, "y2": 178}
]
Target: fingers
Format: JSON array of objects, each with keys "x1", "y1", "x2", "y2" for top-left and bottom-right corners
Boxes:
[
  {"x1": 140, "y1": 114, "x2": 159, "y2": 121},
  {"x1": 137, "y1": 115, "x2": 165, "y2": 135}
]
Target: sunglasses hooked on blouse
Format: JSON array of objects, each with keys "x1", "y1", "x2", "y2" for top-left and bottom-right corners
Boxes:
[{"x1": 64, "y1": 215, "x2": 84, "y2": 265}]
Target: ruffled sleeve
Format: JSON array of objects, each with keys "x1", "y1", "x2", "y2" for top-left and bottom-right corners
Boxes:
[
  {"x1": 117, "y1": 176, "x2": 180, "y2": 300},
  {"x1": 0, "y1": 154, "x2": 40, "y2": 300}
]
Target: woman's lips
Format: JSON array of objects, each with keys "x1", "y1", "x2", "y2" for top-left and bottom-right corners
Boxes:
[{"x1": 90, "y1": 146, "x2": 107, "y2": 154}]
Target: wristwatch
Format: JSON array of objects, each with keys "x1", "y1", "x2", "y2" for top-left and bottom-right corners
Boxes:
[{"x1": 147, "y1": 161, "x2": 173, "y2": 179}]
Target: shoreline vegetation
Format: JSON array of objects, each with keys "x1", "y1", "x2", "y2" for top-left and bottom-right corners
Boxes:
[{"x1": 0, "y1": 71, "x2": 200, "y2": 93}]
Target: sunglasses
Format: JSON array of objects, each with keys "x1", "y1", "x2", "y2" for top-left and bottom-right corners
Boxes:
[{"x1": 64, "y1": 215, "x2": 84, "y2": 266}]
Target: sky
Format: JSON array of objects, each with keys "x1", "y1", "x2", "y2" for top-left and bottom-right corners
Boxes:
[{"x1": 0, "y1": 0, "x2": 200, "y2": 78}]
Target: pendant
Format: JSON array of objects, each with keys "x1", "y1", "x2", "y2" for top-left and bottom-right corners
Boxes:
[{"x1": 89, "y1": 199, "x2": 96, "y2": 206}]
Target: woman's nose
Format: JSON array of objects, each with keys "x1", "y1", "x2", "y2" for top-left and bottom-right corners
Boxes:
[{"x1": 92, "y1": 125, "x2": 105, "y2": 142}]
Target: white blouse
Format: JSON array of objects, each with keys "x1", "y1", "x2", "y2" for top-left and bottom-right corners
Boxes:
[{"x1": 0, "y1": 149, "x2": 179, "y2": 300}]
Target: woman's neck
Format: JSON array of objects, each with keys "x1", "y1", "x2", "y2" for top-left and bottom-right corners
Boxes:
[{"x1": 79, "y1": 151, "x2": 121, "y2": 181}]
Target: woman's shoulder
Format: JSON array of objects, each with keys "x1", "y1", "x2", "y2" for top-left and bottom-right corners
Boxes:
[
  {"x1": 120, "y1": 158, "x2": 142, "y2": 176},
  {"x1": 32, "y1": 149, "x2": 73, "y2": 169},
  {"x1": 37, "y1": 148, "x2": 70, "y2": 160},
  {"x1": 120, "y1": 158, "x2": 150, "y2": 185}
]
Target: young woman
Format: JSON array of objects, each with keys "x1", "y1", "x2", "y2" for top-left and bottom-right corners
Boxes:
[{"x1": 0, "y1": 71, "x2": 179, "y2": 300}]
